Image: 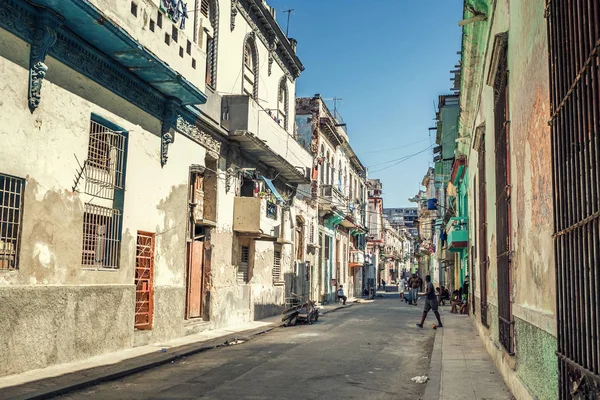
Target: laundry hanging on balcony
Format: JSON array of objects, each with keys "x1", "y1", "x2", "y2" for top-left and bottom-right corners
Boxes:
[{"x1": 261, "y1": 177, "x2": 284, "y2": 204}]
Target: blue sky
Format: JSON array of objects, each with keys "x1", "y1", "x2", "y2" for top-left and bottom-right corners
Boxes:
[{"x1": 269, "y1": 0, "x2": 463, "y2": 207}]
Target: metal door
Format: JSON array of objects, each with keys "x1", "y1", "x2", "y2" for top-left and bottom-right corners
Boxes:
[
  {"x1": 187, "y1": 240, "x2": 204, "y2": 318},
  {"x1": 478, "y1": 136, "x2": 489, "y2": 327},
  {"x1": 135, "y1": 231, "x2": 154, "y2": 329},
  {"x1": 546, "y1": 1, "x2": 600, "y2": 397},
  {"x1": 492, "y1": 34, "x2": 513, "y2": 354}
]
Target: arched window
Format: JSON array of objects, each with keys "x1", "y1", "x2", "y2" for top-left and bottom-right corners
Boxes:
[
  {"x1": 277, "y1": 77, "x2": 289, "y2": 131},
  {"x1": 203, "y1": 0, "x2": 219, "y2": 89},
  {"x1": 242, "y1": 34, "x2": 259, "y2": 99}
]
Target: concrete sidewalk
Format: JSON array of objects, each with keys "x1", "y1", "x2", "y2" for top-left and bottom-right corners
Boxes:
[
  {"x1": 0, "y1": 302, "x2": 356, "y2": 400},
  {"x1": 424, "y1": 309, "x2": 514, "y2": 400}
]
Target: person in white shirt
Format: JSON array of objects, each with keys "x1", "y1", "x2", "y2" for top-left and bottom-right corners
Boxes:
[
  {"x1": 399, "y1": 278, "x2": 406, "y2": 300},
  {"x1": 337, "y1": 285, "x2": 347, "y2": 305}
]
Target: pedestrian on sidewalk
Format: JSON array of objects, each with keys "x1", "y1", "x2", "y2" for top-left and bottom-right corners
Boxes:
[
  {"x1": 409, "y1": 274, "x2": 420, "y2": 305},
  {"x1": 399, "y1": 278, "x2": 405, "y2": 300},
  {"x1": 337, "y1": 285, "x2": 347, "y2": 305},
  {"x1": 416, "y1": 275, "x2": 443, "y2": 329}
]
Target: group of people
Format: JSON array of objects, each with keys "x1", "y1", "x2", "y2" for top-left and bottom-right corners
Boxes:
[
  {"x1": 398, "y1": 273, "x2": 423, "y2": 305},
  {"x1": 398, "y1": 273, "x2": 470, "y2": 329}
]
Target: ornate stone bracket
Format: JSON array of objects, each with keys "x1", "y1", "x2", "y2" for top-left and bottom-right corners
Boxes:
[
  {"x1": 225, "y1": 143, "x2": 242, "y2": 193},
  {"x1": 28, "y1": 10, "x2": 63, "y2": 113},
  {"x1": 161, "y1": 99, "x2": 181, "y2": 167},
  {"x1": 230, "y1": 0, "x2": 238, "y2": 31},
  {"x1": 175, "y1": 116, "x2": 221, "y2": 154}
]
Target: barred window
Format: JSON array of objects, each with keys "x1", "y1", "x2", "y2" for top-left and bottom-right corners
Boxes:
[
  {"x1": 85, "y1": 120, "x2": 126, "y2": 199},
  {"x1": 273, "y1": 248, "x2": 282, "y2": 283},
  {"x1": 81, "y1": 203, "x2": 122, "y2": 269},
  {"x1": 0, "y1": 174, "x2": 25, "y2": 270},
  {"x1": 238, "y1": 245, "x2": 249, "y2": 283}
]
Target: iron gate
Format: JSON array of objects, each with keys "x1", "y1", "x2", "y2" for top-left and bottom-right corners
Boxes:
[
  {"x1": 546, "y1": 1, "x2": 600, "y2": 397},
  {"x1": 478, "y1": 134, "x2": 489, "y2": 327},
  {"x1": 493, "y1": 33, "x2": 514, "y2": 355}
]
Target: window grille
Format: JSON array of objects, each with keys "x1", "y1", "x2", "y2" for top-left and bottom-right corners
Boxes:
[
  {"x1": 309, "y1": 222, "x2": 315, "y2": 244},
  {"x1": 477, "y1": 135, "x2": 489, "y2": 327},
  {"x1": 492, "y1": 35, "x2": 513, "y2": 354},
  {"x1": 85, "y1": 120, "x2": 126, "y2": 199},
  {"x1": 0, "y1": 174, "x2": 25, "y2": 270},
  {"x1": 238, "y1": 245, "x2": 249, "y2": 283},
  {"x1": 81, "y1": 203, "x2": 122, "y2": 269},
  {"x1": 200, "y1": 0, "x2": 209, "y2": 17},
  {"x1": 547, "y1": 2, "x2": 600, "y2": 397},
  {"x1": 273, "y1": 249, "x2": 282, "y2": 283},
  {"x1": 135, "y1": 231, "x2": 154, "y2": 330}
]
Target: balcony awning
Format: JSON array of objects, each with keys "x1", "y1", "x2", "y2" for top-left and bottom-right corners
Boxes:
[
  {"x1": 30, "y1": 0, "x2": 207, "y2": 105},
  {"x1": 340, "y1": 216, "x2": 357, "y2": 229},
  {"x1": 261, "y1": 177, "x2": 284, "y2": 204},
  {"x1": 230, "y1": 131, "x2": 309, "y2": 184}
]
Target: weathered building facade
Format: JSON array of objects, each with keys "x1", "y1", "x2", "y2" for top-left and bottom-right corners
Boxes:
[
  {"x1": 296, "y1": 96, "x2": 368, "y2": 301},
  {"x1": 0, "y1": 0, "x2": 316, "y2": 376},
  {"x1": 459, "y1": 0, "x2": 557, "y2": 398}
]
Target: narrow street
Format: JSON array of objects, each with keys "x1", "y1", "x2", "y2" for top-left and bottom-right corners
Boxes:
[{"x1": 58, "y1": 296, "x2": 434, "y2": 400}]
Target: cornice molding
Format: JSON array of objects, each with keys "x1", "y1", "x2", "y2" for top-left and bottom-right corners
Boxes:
[{"x1": 176, "y1": 116, "x2": 222, "y2": 154}]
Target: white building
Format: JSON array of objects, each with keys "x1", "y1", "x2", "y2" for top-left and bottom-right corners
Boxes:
[{"x1": 0, "y1": 0, "x2": 315, "y2": 376}]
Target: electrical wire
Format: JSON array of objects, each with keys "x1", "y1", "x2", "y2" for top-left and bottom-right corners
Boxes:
[
  {"x1": 366, "y1": 146, "x2": 433, "y2": 169},
  {"x1": 369, "y1": 147, "x2": 433, "y2": 173}
]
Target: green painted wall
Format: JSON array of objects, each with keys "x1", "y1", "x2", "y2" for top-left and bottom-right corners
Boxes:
[{"x1": 515, "y1": 318, "x2": 558, "y2": 400}]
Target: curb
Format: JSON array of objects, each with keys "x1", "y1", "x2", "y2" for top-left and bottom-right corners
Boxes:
[
  {"x1": 319, "y1": 302, "x2": 355, "y2": 315},
  {"x1": 423, "y1": 317, "x2": 444, "y2": 400},
  {"x1": 1, "y1": 325, "x2": 281, "y2": 400}
]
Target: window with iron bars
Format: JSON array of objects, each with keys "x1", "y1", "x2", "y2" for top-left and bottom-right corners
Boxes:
[
  {"x1": 85, "y1": 120, "x2": 126, "y2": 200},
  {"x1": 238, "y1": 245, "x2": 249, "y2": 283},
  {"x1": 0, "y1": 174, "x2": 25, "y2": 270},
  {"x1": 81, "y1": 203, "x2": 122, "y2": 269},
  {"x1": 273, "y1": 247, "x2": 282, "y2": 283}
]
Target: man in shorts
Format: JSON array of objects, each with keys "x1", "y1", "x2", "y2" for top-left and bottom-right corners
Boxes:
[{"x1": 416, "y1": 275, "x2": 443, "y2": 328}]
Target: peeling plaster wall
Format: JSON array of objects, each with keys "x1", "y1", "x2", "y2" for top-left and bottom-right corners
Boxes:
[
  {"x1": 0, "y1": 27, "x2": 210, "y2": 374},
  {"x1": 463, "y1": 0, "x2": 557, "y2": 398}
]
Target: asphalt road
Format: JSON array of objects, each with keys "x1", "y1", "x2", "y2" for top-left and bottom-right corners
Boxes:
[{"x1": 58, "y1": 294, "x2": 435, "y2": 400}]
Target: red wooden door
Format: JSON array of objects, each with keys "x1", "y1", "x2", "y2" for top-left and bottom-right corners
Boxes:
[
  {"x1": 187, "y1": 240, "x2": 203, "y2": 318},
  {"x1": 135, "y1": 232, "x2": 154, "y2": 329}
]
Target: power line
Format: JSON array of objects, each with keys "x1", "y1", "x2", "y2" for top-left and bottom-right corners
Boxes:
[
  {"x1": 368, "y1": 147, "x2": 433, "y2": 172},
  {"x1": 360, "y1": 139, "x2": 430, "y2": 155}
]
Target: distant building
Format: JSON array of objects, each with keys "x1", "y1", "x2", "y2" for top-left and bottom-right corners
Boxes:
[{"x1": 383, "y1": 208, "x2": 418, "y2": 237}]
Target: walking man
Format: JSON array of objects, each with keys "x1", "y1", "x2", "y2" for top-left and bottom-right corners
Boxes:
[
  {"x1": 416, "y1": 275, "x2": 443, "y2": 328},
  {"x1": 409, "y1": 274, "x2": 420, "y2": 305},
  {"x1": 337, "y1": 285, "x2": 347, "y2": 305}
]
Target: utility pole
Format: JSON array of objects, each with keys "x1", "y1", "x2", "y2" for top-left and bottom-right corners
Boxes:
[{"x1": 283, "y1": 9, "x2": 294, "y2": 37}]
